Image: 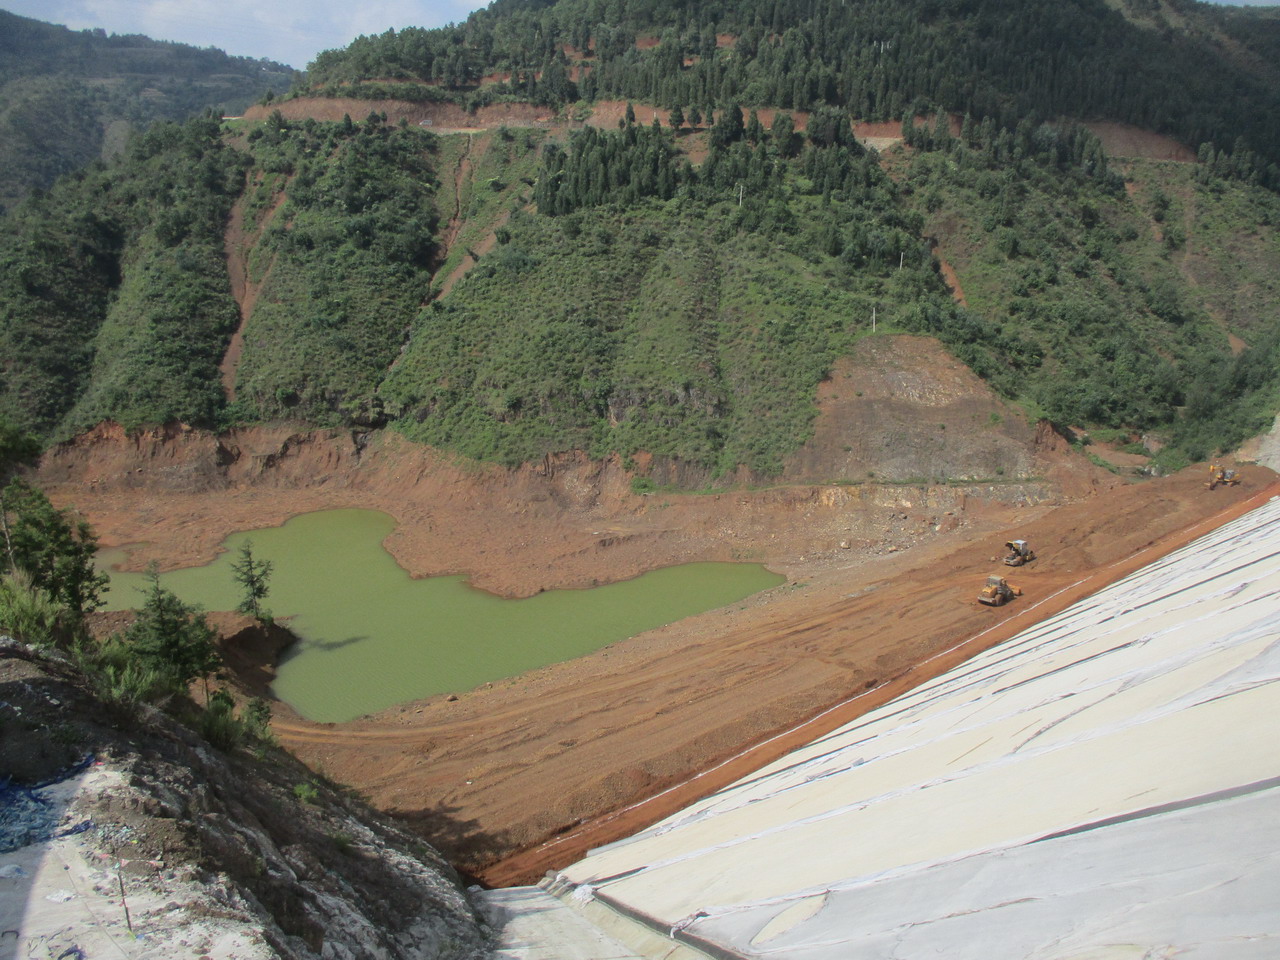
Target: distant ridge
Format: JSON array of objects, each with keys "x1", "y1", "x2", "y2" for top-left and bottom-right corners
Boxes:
[{"x1": 0, "y1": 8, "x2": 294, "y2": 209}]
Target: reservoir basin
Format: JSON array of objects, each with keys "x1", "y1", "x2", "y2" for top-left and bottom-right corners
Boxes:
[{"x1": 99, "y1": 509, "x2": 784, "y2": 722}]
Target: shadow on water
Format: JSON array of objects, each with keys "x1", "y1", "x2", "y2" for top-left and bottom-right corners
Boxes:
[{"x1": 283, "y1": 634, "x2": 368, "y2": 655}]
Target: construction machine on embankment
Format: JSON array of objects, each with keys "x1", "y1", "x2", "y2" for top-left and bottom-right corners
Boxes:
[
  {"x1": 979, "y1": 575, "x2": 1022, "y2": 606},
  {"x1": 1206, "y1": 464, "x2": 1242, "y2": 490},
  {"x1": 1003, "y1": 540, "x2": 1036, "y2": 566}
]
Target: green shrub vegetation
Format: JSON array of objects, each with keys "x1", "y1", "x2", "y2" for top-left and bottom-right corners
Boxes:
[
  {"x1": 383, "y1": 118, "x2": 950, "y2": 475},
  {"x1": 0, "y1": 115, "x2": 249, "y2": 435},
  {"x1": 0, "y1": 571, "x2": 74, "y2": 647},
  {"x1": 0, "y1": 444, "x2": 275, "y2": 746},
  {"x1": 2, "y1": 0, "x2": 1280, "y2": 476},
  {"x1": 229, "y1": 113, "x2": 440, "y2": 425},
  {"x1": 196, "y1": 690, "x2": 275, "y2": 751},
  {"x1": 899, "y1": 117, "x2": 1280, "y2": 459},
  {"x1": 1, "y1": 479, "x2": 108, "y2": 615}
]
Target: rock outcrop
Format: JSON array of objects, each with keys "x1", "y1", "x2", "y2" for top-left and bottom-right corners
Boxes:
[{"x1": 0, "y1": 640, "x2": 492, "y2": 959}]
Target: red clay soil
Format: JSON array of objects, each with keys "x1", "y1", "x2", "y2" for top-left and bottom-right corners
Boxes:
[
  {"x1": 279, "y1": 468, "x2": 1274, "y2": 887},
  {"x1": 1084, "y1": 121, "x2": 1195, "y2": 162},
  {"x1": 935, "y1": 251, "x2": 968, "y2": 306},
  {"x1": 479, "y1": 473, "x2": 1280, "y2": 886},
  {"x1": 36, "y1": 337, "x2": 1272, "y2": 885},
  {"x1": 245, "y1": 97, "x2": 1195, "y2": 167},
  {"x1": 40, "y1": 336, "x2": 1095, "y2": 592},
  {"x1": 243, "y1": 99, "x2": 561, "y2": 134},
  {"x1": 40, "y1": 442, "x2": 1269, "y2": 885}
]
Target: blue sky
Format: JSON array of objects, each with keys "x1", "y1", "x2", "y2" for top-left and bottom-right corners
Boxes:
[
  {"x1": 1, "y1": 0, "x2": 488, "y2": 70},
  {"x1": 2, "y1": 0, "x2": 1275, "y2": 72}
]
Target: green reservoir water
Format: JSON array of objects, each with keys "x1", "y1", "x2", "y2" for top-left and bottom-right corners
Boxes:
[{"x1": 99, "y1": 509, "x2": 783, "y2": 723}]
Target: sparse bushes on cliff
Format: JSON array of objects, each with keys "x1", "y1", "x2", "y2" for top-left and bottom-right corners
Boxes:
[
  {"x1": 0, "y1": 572, "x2": 73, "y2": 647},
  {"x1": 1, "y1": 479, "x2": 107, "y2": 616}
]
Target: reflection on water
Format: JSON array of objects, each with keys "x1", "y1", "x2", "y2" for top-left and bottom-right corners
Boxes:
[{"x1": 99, "y1": 509, "x2": 784, "y2": 722}]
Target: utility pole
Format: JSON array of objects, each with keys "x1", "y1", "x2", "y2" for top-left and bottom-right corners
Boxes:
[
  {"x1": 899, "y1": 250, "x2": 904, "y2": 269},
  {"x1": 872, "y1": 305, "x2": 876, "y2": 333},
  {"x1": 737, "y1": 182, "x2": 744, "y2": 206}
]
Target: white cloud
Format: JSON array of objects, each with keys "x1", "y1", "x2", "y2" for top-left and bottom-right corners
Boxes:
[{"x1": 3, "y1": 0, "x2": 488, "y2": 69}]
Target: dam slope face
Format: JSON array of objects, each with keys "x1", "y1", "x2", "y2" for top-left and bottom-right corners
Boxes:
[{"x1": 509, "y1": 495, "x2": 1280, "y2": 958}]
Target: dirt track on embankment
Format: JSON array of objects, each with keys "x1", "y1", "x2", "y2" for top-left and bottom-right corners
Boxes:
[
  {"x1": 39, "y1": 335, "x2": 1271, "y2": 884},
  {"x1": 242, "y1": 98, "x2": 1194, "y2": 162}
]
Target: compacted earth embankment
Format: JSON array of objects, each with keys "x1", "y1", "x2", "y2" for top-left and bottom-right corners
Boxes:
[{"x1": 281, "y1": 467, "x2": 1275, "y2": 886}]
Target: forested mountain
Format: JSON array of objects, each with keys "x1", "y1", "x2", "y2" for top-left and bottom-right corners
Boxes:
[
  {"x1": 305, "y1": 0, "x2": 1280, "y2": 185},
  {"x1": 2, "y1": 0, "x2": 1278, "y2": 479},
  {"x1": 0, "y1": 9, "x2": 294, "y2": 210}
]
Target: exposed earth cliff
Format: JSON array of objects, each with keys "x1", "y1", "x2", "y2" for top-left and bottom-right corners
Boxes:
[{"x1": 39, "y1": 336, "x2": 1095, "y2": 598}]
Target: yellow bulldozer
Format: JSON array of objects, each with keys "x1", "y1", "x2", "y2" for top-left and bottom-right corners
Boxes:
[
  {"x1": 1206, "y1": 463, "x2": 1241, "y2": 490},
  {"x1": 979, "y1": 575, "x2": 1022, "y2": 606}
]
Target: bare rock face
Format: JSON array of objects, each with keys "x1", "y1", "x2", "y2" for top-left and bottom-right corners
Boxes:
[
  {"x1": 1239, "y1": 413, "x2": 1280, "y2": 472},
  {"x1": 0, "y1": 641, "x2": 492, "y2": 960},
  {"x1": 784, "y1": 336, "x2": 1042, "y2": 484}
]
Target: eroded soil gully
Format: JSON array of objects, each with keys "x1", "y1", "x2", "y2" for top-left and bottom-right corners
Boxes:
[{"x1": 220, "y1": 176, "x2": 288, "y2": 399}]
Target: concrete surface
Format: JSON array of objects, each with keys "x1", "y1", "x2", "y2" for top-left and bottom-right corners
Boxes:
[{"x1": 477, "y1": 887, "x2": 649, "y2": 960}]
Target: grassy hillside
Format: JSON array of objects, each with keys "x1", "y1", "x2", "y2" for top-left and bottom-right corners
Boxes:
[
  {"x1": 3, "y1": 105, "x2": 1279, "y2": 475},
  {"x1": 384, "y1": 205, "x2": 892, "y2": 474},
  {"x1": 0, "y1": 117, "x2": 249, "y2": 435},
  {"x1": 0, "y1": 9, "x2": 294, "y2": 212},
  {"x1": 376, "y1": 117, "x2": 948, "y2": 475},
  {"x1": 227, "y1": 115, "x2": 440, "y2": 426},
  {"x1": 0, "y1": 114, "x2": 442, "y2": 436}
]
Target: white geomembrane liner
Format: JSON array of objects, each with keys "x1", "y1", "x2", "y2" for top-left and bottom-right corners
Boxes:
[{"x1": 557, "y1": 496, "x2": 1280, "y2": 959}]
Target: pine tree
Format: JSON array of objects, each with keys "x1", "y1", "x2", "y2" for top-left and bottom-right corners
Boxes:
[
  {"x1": 0, "y1": 416, "x2": 40, "y2": 574},
  {"x1": 124, "y1": 564, "x2": 220, "y2": 693},
  {"x1": 2, "y1": 479, "x2": 107, "y2": 615},
  {"x1": 230, "y1": 540, "x2": 273, "y2": 621}
]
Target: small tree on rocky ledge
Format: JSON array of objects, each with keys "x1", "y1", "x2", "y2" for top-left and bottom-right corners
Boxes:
[
  {"x1": 123, "y1": 564, "x2": 220, "y2": 697},
  {"x1": 231, "y1": 540, "x2": 273, "y2": 621}
]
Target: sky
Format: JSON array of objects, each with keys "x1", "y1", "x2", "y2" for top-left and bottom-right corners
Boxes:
[
  {"x1": 1, "y1": 0, "x2": 489, "y2": 70},
  {"x1": 3, "y1": 0, "x2": 1276, "y2": 71}
]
